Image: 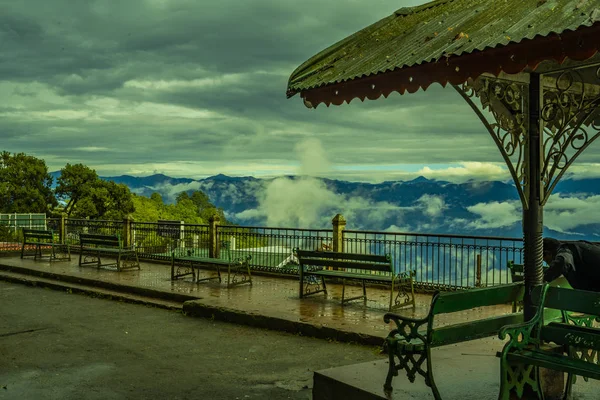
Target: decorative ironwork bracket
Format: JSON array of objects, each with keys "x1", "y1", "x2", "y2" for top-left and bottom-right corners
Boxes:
[
  {"x1": 453, "y1": 64, "x2": 600, "y2": 209},
  {"x1": 453, "y1": 76, "x2": 530, "y2": 209}
]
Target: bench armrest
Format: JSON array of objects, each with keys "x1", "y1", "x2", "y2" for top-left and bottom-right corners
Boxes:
[
  {"x1": 498, "y1": 320, "x2": 540, "y2": 350},
  {"x1": 397, "y1": 270, "x2": 416, "y2": 280},
  {"x1": 384, "y1": 312, "x2": 430, "y2": 344},
  {"x1": 231, "y1": 254, "x2": 252, "y2": 264},
  {"x1": 498, "y1": 285, "x2": 550, "y2": 356}
]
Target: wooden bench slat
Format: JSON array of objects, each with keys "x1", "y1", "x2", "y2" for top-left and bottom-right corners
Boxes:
[
  {"x1": 298, "y1": 259, "x2": 392, "y2": 272},
  {"x1": 431, "y1": 313, "x2": 524, "y2": 347},
  {"x1": 542, "y1": 322, "x2": 600, "y2": 350},
  {"x1": 507, "y1": 351, "x2": 600, "y2": 380},
  {"x1": 296, "y1": 250, "x2": 389, "y2": 263},
  {"x1": 431, "y1": 282, "x2": 525, "y2": 315},
  {"x1": 310, "y1": 269, "x2": 394, "y2": 281},
  {"x1": 174, "y1": 256, "x2": 231, "y2": 266},
  {"x1": 81, "y1": 247, "x2": 131, "y2": 253},
  {"x1": 543, "y1": 286, "x2": 600, "y2": 316},
  {"x1": 296, "y1": 248, "x2": 414, "y2": 311}
]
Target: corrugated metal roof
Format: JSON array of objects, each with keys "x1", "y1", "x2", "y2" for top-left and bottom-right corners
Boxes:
[{"x1": 287, "y1": 0, "x2": 600, "y2": 96}]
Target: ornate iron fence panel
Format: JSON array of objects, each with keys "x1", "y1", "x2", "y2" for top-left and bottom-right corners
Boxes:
[
  {"x1": 0, "y1": 215, "x2": 58, "y2": 253},
  {"x1": 343, "y1": 230, "x2": 523, "y2": 290},
  {"x1": 217, "y1": 225, "x2": 332, "y2": 274},
  {"x1": 131, "y1": 221, "x2": 210, "y2": 261},
  {"x1": 65, "y1": 219, "x2": 124, "y2": 246}
]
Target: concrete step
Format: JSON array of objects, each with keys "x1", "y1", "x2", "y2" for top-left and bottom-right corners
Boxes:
[
  {"x1": 313, "y1": 344, "x2": 505, "y2": 400},
  {"x1": 0, "y1": 270, "x2": 184, "y2": 311},
  {"x1": 0, "y1": 263, "x2": 201, "y2": 303}
]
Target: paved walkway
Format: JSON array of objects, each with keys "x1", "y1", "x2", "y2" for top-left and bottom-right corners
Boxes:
[
  {"x1": 0, "y1": 254, "x2": 512, "y2": 344},
  {"x1": 0, "y1": 282, "x2": 379, "y2": 400}
]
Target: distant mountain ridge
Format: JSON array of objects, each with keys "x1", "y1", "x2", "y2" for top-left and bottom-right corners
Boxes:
[{"x1": 49, "y1": 171, "x2": 600, "y2": 241}]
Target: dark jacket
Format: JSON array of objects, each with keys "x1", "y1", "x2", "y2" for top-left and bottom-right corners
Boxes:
[{"x1": 544, "y1": 240, "x2": 600, "y2": 292}]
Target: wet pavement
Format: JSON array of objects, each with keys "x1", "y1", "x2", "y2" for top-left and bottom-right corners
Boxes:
[{"x1": 0, "y1": 253, "x2": 513, "y2": 342}]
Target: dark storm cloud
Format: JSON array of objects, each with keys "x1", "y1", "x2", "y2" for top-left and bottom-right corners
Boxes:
[{"x1": 1, "y1": 0, "x2": 599, "y2": 181}]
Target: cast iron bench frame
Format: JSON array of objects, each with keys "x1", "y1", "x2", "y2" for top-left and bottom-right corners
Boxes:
[
  {"x1": 294, "y1": 248, "x2": 416, "y2": 310},
  {"x1": 78, "y1": 233, "x2": 140, "y2": 271},
  {"x1": 21, "y1": 228, "x2": 70, "y2": 261},
  {"x1": 171, "y1": 245, "x2": 252, "y2": 288},
  {"x1": 383, "y1": 282, "x2": 525, "y2": 400},
  {"x1": 497, "y1": 284, "x2": 600, "y2": 400}
]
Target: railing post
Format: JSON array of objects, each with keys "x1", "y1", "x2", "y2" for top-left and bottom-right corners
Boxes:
[
  {"x1": 123, "y1": 216, "x2": 133, "y2": 248},
  {"x1": 209, "y1": 214, "x2": 220, "y2": 258},
  {"x1": 59, "y1": 214, "x2": 66, "y2": 244},
  {"x1": 332, "y1": 214, "x2": 346, "y2": 253},
  {"x1": 476, "y1": 254, "x2": 482, "y2": 287}
]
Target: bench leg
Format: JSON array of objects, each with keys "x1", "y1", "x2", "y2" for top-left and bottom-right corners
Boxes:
[
  {"x1": 498, "y1": 358, "x2": 542, "y2": 400},
  {"x1": 226, "y1": 259, "x2": 252, "y2": 288},
  {"x1": 390, "y1": 274, "x2": 416, "y2": 311},
  {"x1": 385, "y1": 342, "x2": 441, "y2": 400},
  {"x1": 300, "y1": 274, "x2": 327, "y2": 298}
]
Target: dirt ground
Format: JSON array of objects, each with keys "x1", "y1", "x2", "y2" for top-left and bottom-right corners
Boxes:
[{"x1": 0, "y1": 281, "x2": 382, "y2": 400}]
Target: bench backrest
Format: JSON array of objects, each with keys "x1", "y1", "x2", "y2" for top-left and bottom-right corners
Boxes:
[
  {"x1": 533, "y1": 285, "x2": 600, "y2": 351},
  {"x1": 22, "y1": 228, "x2": 54, "y2": 242},
  {"x1": 295, "y1": 249, "x2": 393, "y2": 274},
  {"x1": 507, "y1": 261, "x2": 524, "y2": 282},
  {"x1": 79, "y1": 233, "x2": 122, "y2": 248},
  {"x1": 428, "y1": 282, "x2": 525, "y2": 346},
  {"x1": 533, "y1": 285, "x2": 600, "y2": 317}
]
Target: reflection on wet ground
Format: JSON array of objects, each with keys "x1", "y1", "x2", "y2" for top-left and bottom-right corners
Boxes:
[{"x1": 0, "y1": 255, "x2": 512, "y2": 338}]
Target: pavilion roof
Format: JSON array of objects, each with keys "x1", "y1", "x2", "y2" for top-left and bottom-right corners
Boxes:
[{"x1": 287, "y1": 0, "x2": 600, "y2": 107}]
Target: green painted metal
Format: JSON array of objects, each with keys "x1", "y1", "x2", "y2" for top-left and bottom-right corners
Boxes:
[
  {"x1": 295, "y1": 248, "x2": 415, "y2": 310},
  {"x1": 310, "y1": 270, "x2": 395, "y2": 282},
  {"x1": 79, "y1": 233, "x2": 140, "y2": 271},
  {"x1": 507, "y1": 351, "x2": 600, "y2": 380},
  {"x1": 431, "y1": 282, "x2": 524, "y2": 314},
  {"x1": 21, "y1": 228, "x2": 71, "y2": 262},
  {"x1": 544, "y1": 286, "x2": 600, "y2": 315},
  {"x1": 296, "y1": 250, "x2": 390, "y2": 264},
  {"x1": 383, "y1": 282, "x2": 525, "y2": 398},
  {"x1": 542, "y1": 322, "x2": 600, "y2": 351},
  {"x1": 497, "y1": 284, "x2": 600, "y2": 400},
  {"x1": 430, "y1": 313, "x2": 524, "y2": 346},
  {"x1": 287, "y1": 0, "x2": 600, "y2": 94},
  {"x1": 294, "y1": 258, "x2": 392, "y2": 272}
]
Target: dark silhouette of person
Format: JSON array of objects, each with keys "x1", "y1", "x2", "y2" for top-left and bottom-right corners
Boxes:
[{"x1": 543, "y1": 237, "x2": 600, "y2": 292}]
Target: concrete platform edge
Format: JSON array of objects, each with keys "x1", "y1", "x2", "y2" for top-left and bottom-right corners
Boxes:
[
  {"x1": 0, "y1": 262, "x2": 200, "y2": 303},
  {"x1": 182, "y1": 300, "x2": 384, "y2": 346}
]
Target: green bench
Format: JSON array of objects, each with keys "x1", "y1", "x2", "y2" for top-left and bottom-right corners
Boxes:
[
  {"x1": 498, "y1": 284, "x2": 600, "y2": 400},
  {"x1": 294, "y1": 249, "x2": 415, "y2": 311},
  {"x1": 171, "y1": 249, "x2": 252, "y2": 288},
  {"x1": 79, "y1": 233, "x2": 140, "y2": 271},
  {"x1": 383, "y1": 282, "x2": 525, "y2": 399},
  {"x1": 21, "y1": 228, "x2": 70, "y2": 261}
]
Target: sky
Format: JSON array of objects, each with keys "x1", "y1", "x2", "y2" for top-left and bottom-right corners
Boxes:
[{"x1": 2, "y1": 0, "x2": 600, "y2": 184}]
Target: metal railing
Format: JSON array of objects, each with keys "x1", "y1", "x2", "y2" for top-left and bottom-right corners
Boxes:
[
  {"x1": 0, "y1": 217, "x2": 60, "y2": 252},
  {"x1": 64, "y1": 219, "x2": 124, "y2": 245},
  {"x1": 131, "y1": 221, "x2": 210, "y2": 261},
  {"x1": 217, "y1": 225, "x2": 332, "y2": 274},
  {"x1": 343, "y1": 230, "x2": 523, "y2": 290},
  {"x1": 0, "y1": 215, "x2": 527, "y2": 290}
]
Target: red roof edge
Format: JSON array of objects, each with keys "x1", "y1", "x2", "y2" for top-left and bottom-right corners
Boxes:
[{"x1": 292, "y1": 23, "x2": 600, "y2": 109}]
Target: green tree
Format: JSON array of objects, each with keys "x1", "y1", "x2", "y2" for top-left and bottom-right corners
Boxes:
[
  {"x1": 0, "y1": 151, "x2": 57, "y2": 213},
  {"x1": 56, "y1": 164, "x2": 134, "y2": 219},
  {"x1": 150, "y1": 192, "x2": 163, "y2": 204},
  {"x1": 55, "y1": 163, "x2": 98, "y2": 216}
]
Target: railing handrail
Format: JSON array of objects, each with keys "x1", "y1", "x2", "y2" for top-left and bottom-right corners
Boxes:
[
  {"x1": 218, "y1": 225, "x2": 332, "y2": 233},
  {"x1": 343, "y1": 229, "x2": 522, "y2": 243}
]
